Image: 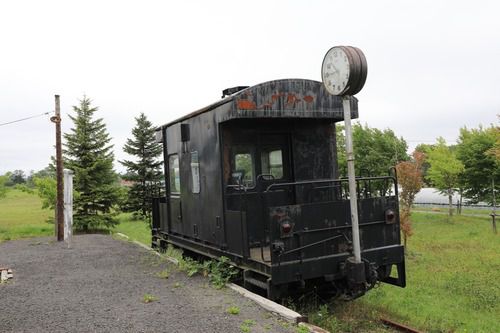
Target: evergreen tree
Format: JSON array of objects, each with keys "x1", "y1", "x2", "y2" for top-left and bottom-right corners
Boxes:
[
  {"x1": 120, "y1": 113, "x2": 163, "y2": 218},
  {"x1": 64, "y1": 96, "x2": 120, "y2": 230}
]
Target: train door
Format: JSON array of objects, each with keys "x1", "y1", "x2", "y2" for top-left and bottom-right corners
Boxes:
[
  {"x1": 223, "y1": 129, "x2": 294, "y2": 262},
  {"x1": 168, "y1": 154, "x2": 183, "y2": 233}
]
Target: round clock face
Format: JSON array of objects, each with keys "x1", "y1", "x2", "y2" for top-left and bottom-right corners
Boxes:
[{"x1": 321, "y1": 47, "x2": 350, "y2": 95}]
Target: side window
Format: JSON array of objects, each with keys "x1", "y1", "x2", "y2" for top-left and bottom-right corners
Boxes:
[
  {"x1": 261, "y1": 148, "x2": 284, "y2": 179},
  {"x1": 169, "y1": 154, "x2": 181, "y2": 194},
  {"x1": 191, "y1": 151, "x2": 200, "y2": 194},
  {"x1": 232, "y1": 148, "x2": 255, "y2": 187}
]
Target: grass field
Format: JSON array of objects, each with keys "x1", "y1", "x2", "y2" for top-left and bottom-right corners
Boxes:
[
  {"x1": 0, "y1": 189, "x2": 53, "y2": 242},
  {"x1": 1, "y1": 189, "x2": 499, "y2": 332},
  {"x1": 113, "y1": 213, "x2": 151, "y2": 246},
  {"x1": 413, "y1": 205, "x2": 496, "y2": 216},
  {"x1": 358, "y1": 213, "x2": 499, "y2": 333}
]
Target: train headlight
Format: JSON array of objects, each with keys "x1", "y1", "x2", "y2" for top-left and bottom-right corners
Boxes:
[
  {"x1": 281, "y1": 221, "x2": 292, "y2": 234},
  {"x1": 385, "y1": 209, "x2": 396, "y2": 224},
  {"x1": 279, "y1": 218, "x2": 294, "y2": 237}
]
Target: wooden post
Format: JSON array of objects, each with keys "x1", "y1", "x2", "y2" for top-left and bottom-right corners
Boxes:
[{"x1": 54, "y1": 95, "x2": 64, "y2": 241}]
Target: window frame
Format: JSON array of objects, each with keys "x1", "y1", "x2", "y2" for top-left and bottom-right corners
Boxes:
[
  {"x1": 260, "y1": 146, "x2": 285, "y2": 180},
  {"x1": 168, "y1": 154, "x2": 181, "y2": 195},
  {"x1": 190, "y1": 151, "x2": 200, "y2": 194},
  {"x1": 231, "y1": 146, "x2": 256, "y2": 188}
]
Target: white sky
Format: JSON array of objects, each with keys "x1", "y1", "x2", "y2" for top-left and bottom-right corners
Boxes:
[{"x1": 1, "y1": 0, "x2": 499, "y2": 175}]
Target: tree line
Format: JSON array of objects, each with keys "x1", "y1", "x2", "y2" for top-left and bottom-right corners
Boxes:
[
  {"x1": 0, "y1": 96, "x2": 163, "y2": 231},
  {"x1": 336, "y1": 122, "x2": 499, "y2": 211}
]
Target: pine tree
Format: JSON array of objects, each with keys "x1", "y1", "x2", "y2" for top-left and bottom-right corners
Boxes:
[
  {"x1": 120, "y1": 113, "x2": 163, "y2": 218},
  {"x1": 64, "y1": 96, "x2": 120, "y2": 231}
]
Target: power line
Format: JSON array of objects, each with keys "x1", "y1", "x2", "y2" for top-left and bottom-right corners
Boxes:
[{"x1": 0, "y1": 111, "x2": 54, "y2": 127}]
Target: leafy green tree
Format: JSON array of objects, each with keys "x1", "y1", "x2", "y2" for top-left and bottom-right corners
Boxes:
[
  {"x1": 33, "y1": 176, "x2": 57, "y2": 210},
  {"x1": 456, "y1": 125, "x2": 499, "y2": 204},
  {"x1": 120, "y1": 113, "x2": 163, "y2": 218},
  {"x1": 337, "y1": 123, "x2": 409, "y2": 177},
  {"x1": 427, "y1": 138, "x2": 464, "y2": 216},
  {"x1": 64, "y1": 96, "x2": 121, "y2": 231},
  {"x1": 27, "y1": 166, "x2": 55, "y2": 188},
  {"x1": 0, "y1": 174, "x2": 8, "y2": 198},
  {"x1": 414, "y1": 143, "x2": 435, "y2": 186},
  {"x1": 337, "y1": 123, "x2": 408, "y2": 196},
  {"x1": 9, "y1": 170, "x2": 26, "y2": 185}
]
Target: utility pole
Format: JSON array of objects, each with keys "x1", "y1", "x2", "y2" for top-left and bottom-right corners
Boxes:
[{"x1": 51, "y1": 95, "x2": 64, "y2": 241}]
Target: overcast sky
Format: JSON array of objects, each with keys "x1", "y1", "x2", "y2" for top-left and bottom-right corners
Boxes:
[{"x1": 1, "y1": 0, "x2": 499, "y2": 175}]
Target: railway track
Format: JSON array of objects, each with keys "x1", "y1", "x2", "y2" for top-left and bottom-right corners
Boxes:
[{"x1": 381, "y1": 317, "x2": 424, "y2": 333}]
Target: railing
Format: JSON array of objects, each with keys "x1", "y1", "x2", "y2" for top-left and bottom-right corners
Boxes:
[{"x1": 265, "y1": 175, "x2": 398, "y2": 201}]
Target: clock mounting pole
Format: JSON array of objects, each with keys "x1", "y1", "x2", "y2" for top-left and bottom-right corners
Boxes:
[
  {"x1": 342, "y1": 95, "x2": 361, "y2": 263},
  {"x1": 321, "y1": 46, "x2": 368, "y2": 264}
]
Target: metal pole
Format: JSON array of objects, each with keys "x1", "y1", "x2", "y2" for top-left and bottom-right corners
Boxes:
[
  {"x1": 55, "y1": 95, "x2": 64, "y2": 241},
  {"x1": 343, "y1": 96, "x2": 361, "y2": 263}
]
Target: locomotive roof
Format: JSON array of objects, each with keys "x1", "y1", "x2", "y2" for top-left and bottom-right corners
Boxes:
[{"x1": 159, "y1": 78, "x2": 358, "y2": 129}]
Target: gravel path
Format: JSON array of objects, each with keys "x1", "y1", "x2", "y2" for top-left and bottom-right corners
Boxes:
[{"x1": 0, "y1": 235, "x2": 297, "y2": 333}]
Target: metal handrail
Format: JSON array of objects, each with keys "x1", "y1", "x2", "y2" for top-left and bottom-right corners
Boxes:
[{"x1": 265, "y1": 175, "x2": 397, "y2": 193}]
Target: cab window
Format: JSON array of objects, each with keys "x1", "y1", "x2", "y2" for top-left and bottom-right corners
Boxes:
[
  {"x1": 169, "y1": 154, "x2": 181, "y2": 194},
  {"x1": 231, "y1": 148, "x2": 255, "y2": 187},
  {"x1": 261, "y1": 148, "x2": 283, "y2": 179}
]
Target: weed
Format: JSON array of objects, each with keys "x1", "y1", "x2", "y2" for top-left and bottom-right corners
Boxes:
[
  {"x1": 156, "y1": 270, "x2": 169, "y2": 279},
  {"x1": 278, "y1": 319, "x2": 290, "y2": 329},
  {"x1": 206, "y1": 256, "x2": 239, "y2": 289},
  {"x1": 178, "y1": 255, "x2": 238, "y2": 288},
  {"x1": 226, "y1": 306, "x2": 240, "y2": 315},
  {"x1": 164, "y1": 244, "x2": 183, "y2": 261},
  {"x1": 173, "y1": 282, "x2": 183, "y2": 288},
  {"x1": 179, "y1": 257, "x2": 207, "y2": 277},
  {"x1": 142, "y1": 293, "x2": 157, "y2": 303},
  {"x1": 296, "y1": 325, "x2": 310, "y2": 333},
  {"x1": 240, "y1": 319, "x2": 255, "y2": 333}
]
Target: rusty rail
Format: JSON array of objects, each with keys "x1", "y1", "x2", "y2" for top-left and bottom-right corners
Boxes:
[{"x1": 380, "y1": 317, "x2": 424, "y2": 333}]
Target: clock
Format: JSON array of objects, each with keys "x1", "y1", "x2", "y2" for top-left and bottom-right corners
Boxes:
[{"x1": 321, "y1": 46, "x2": 367, "y2": 96}]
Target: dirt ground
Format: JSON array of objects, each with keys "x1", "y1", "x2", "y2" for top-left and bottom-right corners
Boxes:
[{"x1": 0, "y1": 235, "x2": 297, "y2": 333}]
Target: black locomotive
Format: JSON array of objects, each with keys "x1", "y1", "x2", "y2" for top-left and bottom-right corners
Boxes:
[{"x1": 151, "y1": 79, "x2": 405, "y2": 300}]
